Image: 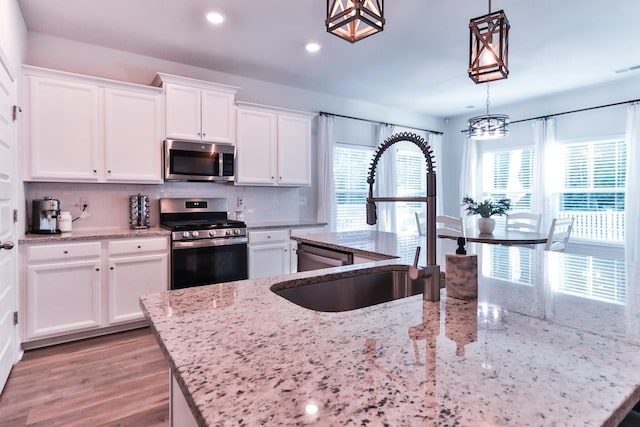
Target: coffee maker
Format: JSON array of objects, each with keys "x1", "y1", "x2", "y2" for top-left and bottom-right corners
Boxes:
[{"x1": 32, "y1": 196, "x2": 61, "y2": 234}]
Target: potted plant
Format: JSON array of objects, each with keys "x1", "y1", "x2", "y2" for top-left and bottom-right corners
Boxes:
[{"x1": 461, "y1": 195, "x2": 512, "y2": 233}]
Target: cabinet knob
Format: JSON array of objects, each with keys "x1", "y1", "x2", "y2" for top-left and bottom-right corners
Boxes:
[
  {"x1": 137, "y1": 245, "x2": 141, "y2": 249},
  {"x1": 64, "y1": 250, "x2": 68, "y2": 254},
  {"x1": 202, "y1": 132, "x2": 206, "y2": 137},
  {"x1": 93, "y1": 169, "x2": 97, "y2": 174},
  {"x1": 197, "y1": 132, "x2": 201, "y2": 136},
  {"x1": 110, "y1": 266, "x2": 114, "y2": 270},
  {"x1": 107, "y1": 170, "x2": 111, "y2": 174},
  {"x1": 95, "y1": 268, "x2": 100, "y2": 271}
]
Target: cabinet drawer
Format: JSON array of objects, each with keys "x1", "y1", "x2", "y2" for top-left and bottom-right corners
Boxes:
[
  {"x1": 248, "y1": 229, "x2": 290, "y2": 244},
  {"x1": 108, "y1": 237, "x2": 168, "y2": 256},
  {"x1": 27, "y1": 241, "x2": 101, "y2": 262}
]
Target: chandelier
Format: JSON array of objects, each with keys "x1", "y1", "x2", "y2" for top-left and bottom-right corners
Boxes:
[
  {"x1": 466, "y1": 85, "x2": 509, "y2": 140},
  {"x1": 326, "y1": 0, "x2": 384, "y2": 43},
  {"x1": 468, "y1": 0, "x2": 509, "y2": 83}
]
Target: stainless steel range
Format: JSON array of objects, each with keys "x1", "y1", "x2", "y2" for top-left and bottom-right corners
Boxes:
[{"x1": 160, "y1": 198, "x2": 248, "y2": 289}]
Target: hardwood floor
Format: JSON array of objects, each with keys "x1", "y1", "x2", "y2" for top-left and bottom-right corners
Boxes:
[{"x1": 0, "y1": 328, "x2": 169, "y2": 426}]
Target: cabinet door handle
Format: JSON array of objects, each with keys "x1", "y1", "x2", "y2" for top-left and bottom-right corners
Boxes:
[{"x1": 0, "y1": 241, "x2": 14, "y2": 250}]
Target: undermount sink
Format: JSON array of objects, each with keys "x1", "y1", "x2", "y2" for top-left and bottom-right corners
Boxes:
[{"x1": 270, "y1": 267, "x2": 423, "y2": 312}]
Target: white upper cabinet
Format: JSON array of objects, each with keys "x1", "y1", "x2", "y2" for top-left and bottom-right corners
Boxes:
[
  {"x1": 26, "y1": 75, "x2": 100, "y2": 181},
  {"x1": 103, "y1": 87, "x2": 162, "y2": 182},
  {"x1": 236, "y1": 103, "x2": 314, "y2": 186},
  {"x1": 236, "y1": 107, "x2": 277, "y2": 185},
  {"x1": 23, "y1": 66, "x2": 163, "y2": 183},
  {"x1": 155, "y1": 73, "x2": 239, "y2": 144}
]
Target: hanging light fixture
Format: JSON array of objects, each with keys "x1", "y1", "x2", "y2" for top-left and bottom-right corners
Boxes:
[
  {"x1": 466, "y1": 84, "x2": 509, "y2": 140},
  {"x1": 468, "y1": 0, "x2": 509, "y2": 83},
  {"x1": 326, "y1": 0, "x2": 384, "y2": 43}
]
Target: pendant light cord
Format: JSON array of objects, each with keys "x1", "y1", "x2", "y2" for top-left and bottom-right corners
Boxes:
[{"x1": 485, "y1": 84, "x2": 491, "y2": 117}]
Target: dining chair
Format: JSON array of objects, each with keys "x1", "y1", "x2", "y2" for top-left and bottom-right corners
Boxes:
[
  {"x1": 505, "y1": 212, "x2": 542, "y2": 233},
  {"x1": 416, "y1": 213, "x2": 464, "y2": 237},
  {"x1": 436, "y1": 215, "x2": 464, "y2": 237},
  {"x1": 545, "y1": 217, "x2": 574, "y2": 252},
  {"x1": 415, "y1": 212, "x2": 425, "y2": 236}
]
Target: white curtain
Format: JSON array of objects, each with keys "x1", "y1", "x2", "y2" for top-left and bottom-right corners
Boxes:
[
  {"x1": 625, "y1": 102, "x2": 640, "y2": 262},
  {"x1": 459, "y1": 136, "x2": 479, "y2": 229},
  {"x1": 317, "y1": 114, "x2": 336, "y2": 231},
  {"x1": 375, "y1": 124, "x2": 396, "y2": 232},
  {"x1": 430, "y1": 132, "x2": 444, "y2": 216},
  {"x1": 531, "y1": 117, "x2": 557, "y2": 233}
]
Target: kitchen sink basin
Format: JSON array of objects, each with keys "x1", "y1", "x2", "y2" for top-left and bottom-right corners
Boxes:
[{"x1": 270, "y1": 267, "x2": 423, "y2": 312}]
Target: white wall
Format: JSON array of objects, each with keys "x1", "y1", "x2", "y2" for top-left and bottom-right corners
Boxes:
[
  {"x1": 0, "y1": 0, "x2": 26, "y2": 71},
  {"x1": 21, "y1": 32, "x2": 445, "y2": 230},
  {"x1": 442, "y1": 75, "x2": 640, "y2": 217},
  {"x1": 25, "y1": 33, "x2": 444, "y2": 132},
  {"x1": 1, "y1": 0, "x2": 27, "y2": 235}
]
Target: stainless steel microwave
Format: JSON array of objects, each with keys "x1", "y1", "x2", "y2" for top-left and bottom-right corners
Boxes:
[{"x1": 164, "y1": 139, "x2": 235, "y2": 182}]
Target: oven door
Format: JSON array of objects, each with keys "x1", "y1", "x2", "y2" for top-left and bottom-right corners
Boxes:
[{"x1": 171, "y1": 237, "x2": 248, "y2": 289}]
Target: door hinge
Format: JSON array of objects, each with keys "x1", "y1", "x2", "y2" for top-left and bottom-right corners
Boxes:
[
  {"x1": 13, "y1": 311, "x2": 18, "y2": 325},
  {"x1": 12, "y1": 105, "x2": 22, "y2": 122},
  {"x1": 13, "y1": 209, "x2": 18, "y2": 223}
]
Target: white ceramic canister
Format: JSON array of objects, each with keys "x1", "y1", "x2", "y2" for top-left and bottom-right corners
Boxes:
[{"x1": 58, "y1": 211, "x2": 72, "y2": 232}]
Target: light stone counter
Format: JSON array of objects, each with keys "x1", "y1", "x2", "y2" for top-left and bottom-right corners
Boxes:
[
  {"x1": 140, "y1": 232, "x2": 640, "y2": 426},
  {"x1": 19, "y1": 226, "x2": 170, "y2": 243}
]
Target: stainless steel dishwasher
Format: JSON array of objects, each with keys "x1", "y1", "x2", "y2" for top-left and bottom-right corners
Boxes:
[{"x1": 297, "y1": 242, "x2": 354, "y2": 271}]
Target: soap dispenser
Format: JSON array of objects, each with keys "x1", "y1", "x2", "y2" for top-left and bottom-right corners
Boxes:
[{"x1": 445, "y1": 237, "x2": 478, "y2": 300}]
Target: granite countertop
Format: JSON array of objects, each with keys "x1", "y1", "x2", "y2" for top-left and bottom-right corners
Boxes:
[
  {"x1": 247, "y1": 220, "x2": 327, "y2": 230},
  {"x1": 140, "y1": 232, "x2": 640, "y2": 426},
  {"x1": 19, "y1": 227, "x2": 170, "y2": 243}
]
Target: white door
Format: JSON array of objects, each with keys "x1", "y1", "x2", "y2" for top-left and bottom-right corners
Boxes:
[{"x1": 0, "y1": 49, "x2": 18, "y2": 393}]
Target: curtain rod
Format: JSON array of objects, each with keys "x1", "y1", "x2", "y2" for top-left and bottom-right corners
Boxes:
[
  {"x1": 319, "y1": 111, "x2": 444, "y2": 135},
  {"x1": 510, "y1": 97, "x2": 640, "y2": 125}
]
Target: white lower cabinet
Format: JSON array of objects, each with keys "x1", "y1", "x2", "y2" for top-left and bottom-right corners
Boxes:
[
  {"x1": 108, "y1": 253, "x2": 168, "y2": 324},
  {"x1": 22, "y1": 236, "x2": 169, "y2": 345},
  {"x1": 26, "y1": 257, "x2": 102, "y2": 339},
  {"x1": 248, "y1": 229, "x2": 291, "y2": 279}
]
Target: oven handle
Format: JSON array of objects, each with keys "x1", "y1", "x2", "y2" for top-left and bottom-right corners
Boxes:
[{"x1": 172, "y1": 237, "x2": 248, "y2": 250}]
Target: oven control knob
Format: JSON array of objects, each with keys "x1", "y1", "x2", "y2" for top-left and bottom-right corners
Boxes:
[
  {"x1": 225, "y1": 229, "x2": 232, "y2": 236},
  {"x1": 209, "y1": 230, "x2": 215, "y2": 237},
  {"x1": 182, "y1": 231, "x2": 190, "y2": 238},
  {"x1": 192, "y1": 231, "x2": 200, "y2": 238},
  {"x1": 234, "y1": 229, "x2": 241, "y2": 235}
]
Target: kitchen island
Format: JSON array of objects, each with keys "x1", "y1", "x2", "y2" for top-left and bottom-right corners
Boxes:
[{"x1": 140, "y1": 231, "x2": 640, "y2": 426}]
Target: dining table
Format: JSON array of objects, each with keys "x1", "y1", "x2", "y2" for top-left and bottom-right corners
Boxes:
[{"x1": 438, "y1": 229, "x2": 548, "y2": 246}]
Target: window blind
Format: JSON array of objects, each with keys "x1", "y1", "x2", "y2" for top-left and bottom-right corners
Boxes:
[
  {"x1": 334, "y1": 144, "x2": 374, "y2": 232},
  {"x1": 557, "y1": 139, "x2": 626, "y2": 242}
]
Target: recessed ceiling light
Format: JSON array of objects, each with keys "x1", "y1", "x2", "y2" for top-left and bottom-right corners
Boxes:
[
  {"x1": 206, "y1": 12, "x2": 225, "y2": 24},
  {"x1": 305, "y1": 42, "x2": 321, "y2": 53}
]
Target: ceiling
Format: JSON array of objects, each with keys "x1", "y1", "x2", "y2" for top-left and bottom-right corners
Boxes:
[{"x1": 16, "y1": 0, "x2": 640, "y2": 118}]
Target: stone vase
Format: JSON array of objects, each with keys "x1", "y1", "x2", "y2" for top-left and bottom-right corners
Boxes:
[{"x1": 477, "y1": 217, "x2": 495, "y2": 233}]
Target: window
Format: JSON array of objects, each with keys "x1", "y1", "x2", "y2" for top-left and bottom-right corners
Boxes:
[
  {"x1": 334, "y1": 144, "x2": 373, "y2": 232},
  {"x1": 556, "y1": 139, "x2": 626, "y2": 243},
  {"x1": 333, "y1": 141, "x2": 426, "y2": 236},
  {"x1": 481, "y1": 148, "x2": 534, "y2": 214},
  {"x1": 395, "y1": 144, "x2": 426, "y2": 236},
  {"x1": 480, "y1": 147, "x2": 535, "y2": 284},
  {"x1": 548, "y1": 253, "x2": 626, "y2": 304}
]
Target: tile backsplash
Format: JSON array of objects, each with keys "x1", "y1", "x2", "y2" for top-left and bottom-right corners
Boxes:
[{"x1": 25, "y1": 181, "x2": 316, "y2": 232}]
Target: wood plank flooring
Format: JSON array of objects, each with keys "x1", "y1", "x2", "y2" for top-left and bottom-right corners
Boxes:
[{"x1": 0, "y1": 328, "x2": 169, "y2": 426}]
